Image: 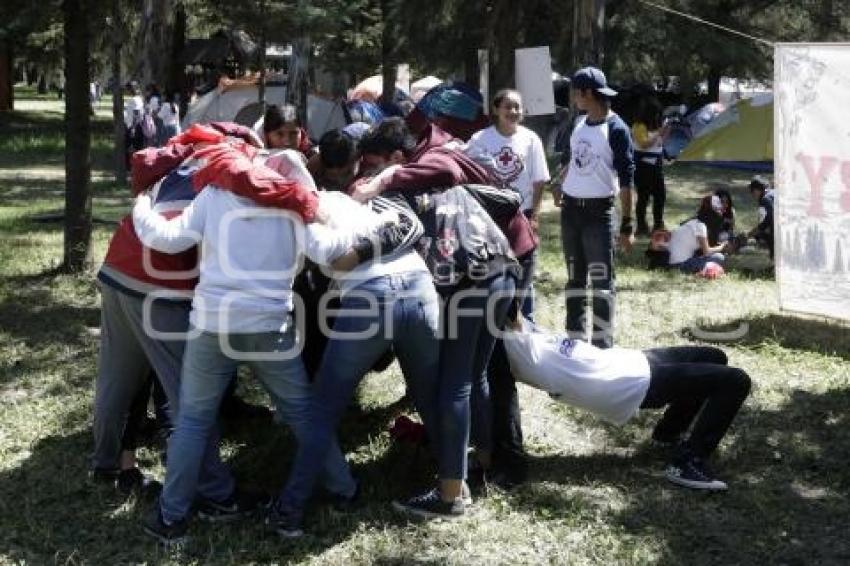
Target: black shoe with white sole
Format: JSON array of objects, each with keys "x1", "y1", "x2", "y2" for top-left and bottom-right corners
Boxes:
[
  {"x1": 665, "y1": 456, "x2": 728, "y2": 491},
  {"x1": 392, "y1": 488, "x2": 464, "y2": 519}
]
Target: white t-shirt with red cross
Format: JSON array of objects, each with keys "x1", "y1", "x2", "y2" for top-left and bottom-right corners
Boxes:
[{"x1": 467, "y1": 125, "x2": 550, "y2": 211}]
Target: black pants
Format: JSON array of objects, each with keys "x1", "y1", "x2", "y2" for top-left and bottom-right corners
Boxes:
[
  {"x1": 486, "y1": 251, "x2": 536, "y2": 481},
  {"x1": 640, "y1": 346, "x2": 751, "y2": 459},
  {"x1": 634, "y1": 159, "x2": 666, "y2": 232},
  {"x1": 560, "y1": 197, "x2": 616, "y2": 349}
]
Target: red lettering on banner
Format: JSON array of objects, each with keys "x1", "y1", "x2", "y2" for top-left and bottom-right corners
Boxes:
[
  {"x1": 841, "y1": 162, "x2": 850, "y2": 213},
  {"x1": 796, "y1": 153, "x2": 837, "y2": 217}
]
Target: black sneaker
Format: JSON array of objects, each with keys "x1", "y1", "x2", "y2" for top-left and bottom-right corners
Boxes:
[
  {"x1": 266, "y1": 501, "x2": 304, "y2": 538},
  {"x1": 142, "y1": 505, "x2": 189, "y2": 545},
  {"x1": 665, "y1": 456, "x2": 728, "y2": 491},
  {"x1": 117, "y1": 467, "x2": 162, "y2": 497},
  {"x1": 196, "y1": 489, "x2": 272, "y2": 522},
  {"x1": 392, "y1": 488, "x2": 465, "y2": 519}
]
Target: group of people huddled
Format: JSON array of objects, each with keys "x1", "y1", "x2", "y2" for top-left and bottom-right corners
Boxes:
[{"x1": 92, "y1": 66, "x2": 753, "y2": 545}]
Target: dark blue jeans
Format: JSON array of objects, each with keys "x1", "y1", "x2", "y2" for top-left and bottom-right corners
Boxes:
[
  {"x1": 440, "y1": 273, "x2": 516, "y2": 480},
  {"x1": 560, "y1": 197, "x2": 616, "y2": 348},
  {"x1": 279, "y1": 271, "x2": 441, "y2": 511}
]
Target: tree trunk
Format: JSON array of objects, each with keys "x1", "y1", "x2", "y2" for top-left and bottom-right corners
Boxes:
[
  {"x1": 133, "y1": 0, "x2": 174, "y2": 88},
  {"x1": 571, "y1": 0, "x2": 606, "y2": 69},
  {"x1": 488, "y1": 1, "x2": 519, "y2": 90},
  {"x1": 0, "y1": 40, "x2": 13, "y2": 112},
  {"x1": 63, "y1": 0, "x2": 93, "y2": 271},
  {"x1": 288, "y1": 37, "x2": 310, "y2": 126},
  {"x1": 112, "y1": 0, "x2": 127, "y2": 183},
  {"x1": 707, "y1": 66, "x2": 722, "y2": 103},
  {"x1": 257, "y1": 0, "x2": 267, "y2": 110},
  {"x1": 380, "y1": 0, "x2": 397, "y2": 105},
  {"x1": 167, "y1": 1, "x2": 187, "y2": 101}
]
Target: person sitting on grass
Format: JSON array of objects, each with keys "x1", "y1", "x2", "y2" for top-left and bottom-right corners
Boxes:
[
  {"x1": 747, "y1": 176, "x2": 775, "y2": 260},
  {"x1": 667, "y1": 194, "x2": 729, "y2": 274},
  {"x1": 503, "y1": 315, "x2": 751, "y2": 491}
]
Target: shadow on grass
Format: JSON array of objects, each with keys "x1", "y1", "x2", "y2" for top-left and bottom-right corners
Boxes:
[
  {"x1": 0, "y1": 389, "x2": 429, "y2": 562},
  {"x1": 681, "y1": 313, "x2": 850, "y2": 360},
  {"x1": 508, "y1": 387, "x2": 850, "y2": 564}
]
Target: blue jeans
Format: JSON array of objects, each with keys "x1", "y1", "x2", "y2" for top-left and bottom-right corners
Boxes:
[
  {"x1": 279, "y1": 271, "x2": 441, "y2": 510},
  {"x1": 441, "y1": 273, "x2": 516, "y2": 480},
  {"x1": 159, "y1": 326, "x2": 353, "y2": 524},
  {"x1": 560, "y1": 197, "x2": 616, "y2": 348},
  {"x1": 675, "y1": 253, "x2": 725, "y2": 273}
]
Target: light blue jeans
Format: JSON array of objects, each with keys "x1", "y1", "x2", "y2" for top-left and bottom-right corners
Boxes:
[
  {"x1": 159, "y1": 326, "x2": 354, "y2": 524},
  {"x1": 279, "y1": 271, "x2": 441, "y2": 511}
]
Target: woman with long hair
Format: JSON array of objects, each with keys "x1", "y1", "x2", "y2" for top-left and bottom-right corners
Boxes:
[{"x1": 667, "y1": 194, "x2": 728, "y2": 273}]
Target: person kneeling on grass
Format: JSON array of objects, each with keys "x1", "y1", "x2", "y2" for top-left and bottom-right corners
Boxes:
[
  {"x1": 667, "y1": 194, "x2": 729, "y2": 274},
  {"x1": 503, "y1": 317, "x2": 751, "y2": 491}
]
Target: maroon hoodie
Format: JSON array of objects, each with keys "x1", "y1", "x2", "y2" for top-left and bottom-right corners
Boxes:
[{"x1": 387, "y1": 124, "x2": 537, "y2": 258}]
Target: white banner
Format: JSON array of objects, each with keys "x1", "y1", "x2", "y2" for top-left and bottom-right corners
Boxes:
[{"x1": 775, "y1": 44, "x2": 850, "y2": 322}]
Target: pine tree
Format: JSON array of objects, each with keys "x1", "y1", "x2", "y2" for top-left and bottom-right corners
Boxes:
[{"x1": 833, "y1": 238, "x2": 844, "y2": 274}]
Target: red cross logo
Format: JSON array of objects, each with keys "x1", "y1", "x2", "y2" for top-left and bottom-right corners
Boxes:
[{"x1": 498, "y1": 148, "x2": 514, "y2": 167}]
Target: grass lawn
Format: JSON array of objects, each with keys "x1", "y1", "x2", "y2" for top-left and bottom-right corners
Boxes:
[{"x1": 1, "y1": 90, "x2": 849, "y2": 565}]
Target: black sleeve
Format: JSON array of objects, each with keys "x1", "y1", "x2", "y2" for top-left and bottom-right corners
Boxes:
[
  {"x1": 352, "y1": 194, "x2": 424, "y2": 263},
  {"x1": 609, "y1": 116, "x2": 635, "y2": 189}
]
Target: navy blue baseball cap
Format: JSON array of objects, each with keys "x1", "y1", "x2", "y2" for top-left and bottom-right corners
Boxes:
[{"x1": 571, "y1": 67, "x2": 617, "y2": 97}]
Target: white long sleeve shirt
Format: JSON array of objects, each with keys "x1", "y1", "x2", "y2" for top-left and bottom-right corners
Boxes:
[{"x1": 133, "y1": 186, "x2": 303, "y2": 333}]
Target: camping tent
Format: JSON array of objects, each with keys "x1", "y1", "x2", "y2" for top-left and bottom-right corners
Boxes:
[
  {"x1": 677, "y1": 93, "x2": 773, "y2": 171},
  {"x1": 348, "y1": 75, "x2": 410, "y2": 103},
  {"x1": 410, "y1": 76, "x2": 442, "y2": 102},
  {"x1": 182, "y1": 79, "x2": 348, "y2": 141}
]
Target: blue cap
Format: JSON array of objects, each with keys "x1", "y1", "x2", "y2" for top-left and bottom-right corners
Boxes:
[{"x1": 571, "y1": 67, "x2": 617, "y2": 97}]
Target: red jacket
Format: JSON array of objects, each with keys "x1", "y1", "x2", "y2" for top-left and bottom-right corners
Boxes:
[
  {"x1": 102, "y1": 123, "x2": 319, "y2": 297},
  {"x1": 388, "y1": 124, "x2": 537, "y2": 258}
]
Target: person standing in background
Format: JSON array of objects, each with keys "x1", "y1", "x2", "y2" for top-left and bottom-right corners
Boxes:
[
  {"x1": 631, "y1": 98, "x2": 668, "y2": 236},
  {"x1": 467, "y1": 88, "x2": 549, "y2": 318},
  {"x1": 557, "y1": 66, "x2": 635, "y2": 349},
  {"x1": 157, "y1": 93, "x2": 181, "y2": 146}
]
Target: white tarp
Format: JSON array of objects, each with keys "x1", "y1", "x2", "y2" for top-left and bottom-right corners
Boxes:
[{"x1": 775, "y1": 43, "x2": 850, "y2": 322}]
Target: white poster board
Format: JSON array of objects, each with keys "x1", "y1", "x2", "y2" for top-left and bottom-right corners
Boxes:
[
  {"x1": 515, "y1": 46, "x2": 555, "y2": 116},
  {"x1": 478, "y1": 49, "x2": 489, "y2": 114},
  {"x1": 775, "y1": 43, "x2": 850, "y2": 322}
]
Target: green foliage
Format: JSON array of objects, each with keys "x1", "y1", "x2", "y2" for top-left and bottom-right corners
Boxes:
[{"x1": 606, "y1": 0, "x2": 850, "y2": 91}]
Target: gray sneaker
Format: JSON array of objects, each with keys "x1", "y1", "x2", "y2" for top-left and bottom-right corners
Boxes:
[{"x1": 392, "y1": 488, "x2": 464, "y2": 519}]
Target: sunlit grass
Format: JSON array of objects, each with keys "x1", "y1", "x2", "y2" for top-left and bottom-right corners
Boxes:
[{"x1": 0, "y1": 91, "x2": 848, "y2": 564}]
